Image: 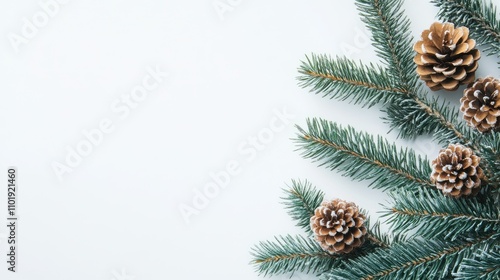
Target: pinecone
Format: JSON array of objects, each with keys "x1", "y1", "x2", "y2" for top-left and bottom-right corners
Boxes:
[
  {"x1": 310, "y1": 199, "x2": 366, "y2": 254},
  {"x1": 431, "y1": 144, "x2": 483, "y2": 197},
  {"x1": 414, "y1": 22, "x2": 480, "y2": 91},
  {"x1": 460, "y1": 77, "x2": 500, "y2": 133}
]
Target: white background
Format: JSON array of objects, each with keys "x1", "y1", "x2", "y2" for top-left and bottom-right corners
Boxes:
[{"x1": 0, "y1": 0, "x2": 498, "y2": 279}]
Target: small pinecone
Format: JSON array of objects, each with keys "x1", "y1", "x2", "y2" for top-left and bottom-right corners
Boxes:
[
  {"x1": 431, "y1": 144, "x2": 483, "y2": 197},
  {"x1": 310, "y1": 199, "x2": 366, "y2": 254},
  {"x1": 460, "y1": 77, "x2": 500, "y2": 133},
  {"x1": 414, "y1": 22, "x2": 480, "y2": 91}
]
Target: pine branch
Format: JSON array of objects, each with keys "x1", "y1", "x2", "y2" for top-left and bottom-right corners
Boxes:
[
  {"x1": 251, "y1": 232, "x2": 391, "y2": 277},
  {"x1": 384, "y1": 94, "x2": 476, "y2": 146},
  {"x1": 295, "y1": 118, "x2": 435, "y2": 192},
  {"x1": 455, "y1": 245, "x2": 500, "y2": 280},
  {"x1": 323, "y1": 234, "x2": 498, "y2": 280},
  {"x1": 250, "y1": 0, "x2": 500, "y2": 278},
  {"x1": 383, "y1": 188, "x2": 500, "y2": 240},
  {"x1": 355, "y1": 0, "x2": 479, "y2": 148},
  {"x1": 477, "y1": 131, "x2": 500, "y2": 188},
  {"x1": 282, "y1": 180, "x2": 325, "y2": 233},
  {"x1": 298, "y1": 55, "x2": 399, "y2": 108},
  {"x1": 355, "y1": 0, "x2": 417, "y2": 89},
  {"x1": 433, "y1": 0, "x2": 500, "y2": 61},
  {"x1": 364, "y1": 218, "x2": 392, "y2": 248},
  {"x1": 283, "y1": 179, "x2": 393, "y2": 248},
  {"x1": 250, "y1": 235, "x2": 341, "y2": 276},
  {"x1": 297, "y1": 0, "x2": 479, "y2": 149}
]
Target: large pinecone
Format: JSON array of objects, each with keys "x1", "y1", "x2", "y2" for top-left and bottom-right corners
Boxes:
[
  {"x1": 460, "y1": 77, "x2": 500, "y2": 133},
  {"x1": 431, "y1": 144, "x2": 483, "y2": 197},
  {"x1": 414, "y1": 22, "x2": 480, "y2": 91},
  {"x1": 310, "y1": 199, "x2": 366, "y2": 254}
]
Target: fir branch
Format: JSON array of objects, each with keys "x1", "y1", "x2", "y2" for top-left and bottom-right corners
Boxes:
[
  {"x1": 356, "y1": 0, "x2": 476, "y2": 147},
  {"x1": 283, "y1": 179, "x2": 393, "y2": 248},
  {"x1": 295, "y1": 118, "x2": 434, "y2": 192},
  {"x1": 323, "y1": 234, "x2": 498, "y2": 280},
  {"x1": 433, "y1": 0, "x2": 500, "y2": 60},
  {"x1": 282, "y1": 180, "x2": 325, "y2": 232},
  {"x1": 384, "y1": 189, "x2": 500, "y2": 240},
  {"x1": 298, "y1": 55, "x2": 400, "y2": 108},
  {"x1": 477, "y1": 131, "x2": 500, "y2": 188},
  {"x1": 455, "y1": 245, "x2": 500, "y2": 280},
  {"x1": 297, "y1": 0, "x2": 478, "y2": 149},
  {"x1": 355, "y1": 0, "x2": 417, "y2": 89},
  {"x1": 384, "y1": 95, "x2": 476, "y2": 147},
  {"x1": 251, "y1": 233, "x2": 390, "y2": 277},
  {"x1": 365, "y1": 219, "x2": 391, "y2": 248},
  {"x1": 250, "y1": 0, "x2": 500, "y2": 278},
  {"x1": 250, "y1": 235, "x2": 340, "y2": 276}
]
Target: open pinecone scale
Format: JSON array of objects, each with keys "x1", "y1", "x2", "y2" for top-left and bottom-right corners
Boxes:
[{"x1": 414, "y1": 22, "x2": 480, "y2": 91}]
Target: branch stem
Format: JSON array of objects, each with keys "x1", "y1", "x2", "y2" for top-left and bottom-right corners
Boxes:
[
  {"x1": 391, "y1": 208, "x2": 500, "y2": 224},
  {"x1": 302, "y1": 134, "x2": 434, "y2": 188},
  {"x1": 361, "y1": 234, "x2": 495, "y2": 280}
]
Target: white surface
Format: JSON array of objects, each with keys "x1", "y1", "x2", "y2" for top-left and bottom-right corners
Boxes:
[{"x1": 0, "y1": 0, "x2": 495, "y2": 279}]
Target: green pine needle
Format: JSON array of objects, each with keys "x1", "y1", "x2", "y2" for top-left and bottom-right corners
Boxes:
[
  {"x1": 383, "y1": 94, "x2": 475, "y2": 146},
  {"x1": 250, "y1": 0, "x2": 500, "y2": 278},
  {"x1": 282, "y1": 179, "x2": 325, "y2": 233},
  {"x1": 383, "y1": 188, "x2": 500, "y2": 240},
  {"x1": 455, "y1": 245, "x2": 500, "y2": 280},
  {"x1": 282, "y1": 180, "x2": 393, "y2": 246},
  {"x1": 250, "y1": 235, "x2": 342, "y2": 276},
  {"x1": 323, "y1": 234, "x2": 498, "y2": 280},
  {"x1": 298, "y1": 0, "x2": 479, "y2": 150},
  {"x1": 252, "y1": 181, "x2": 393, "y2": 277},
  {"x1": 295, "y1": 118, "x2": 434, "y2": 192},
  {"x1": 364, "y1": 218, "x2": 393, "y2": 249},
  {"x1": 478, "y1": 131, "x2": 500, "y2": 188},
  {"x1": 297, "y1": 54, "x2": 399, "y2": 108},
  {"x1": 356, "y1": 0, "x2": 477, "y2": 146},
  {"x1": 355, "y1": 0, "x2": 417, "y2": 89}
]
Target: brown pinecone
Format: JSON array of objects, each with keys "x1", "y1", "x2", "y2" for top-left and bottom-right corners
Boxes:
[
  {"x1": 310, "y1": 199, "x2": 366, "y2": 254},
  {"x1": 431, "y1": 144, "x2": 483, "y2": 197},
  {"x1": 460, "y1": 77, "x2": 500, "y2": 133},
  {"x1": 414, "y1": 22, "x2": 480, "y2": 91}
]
